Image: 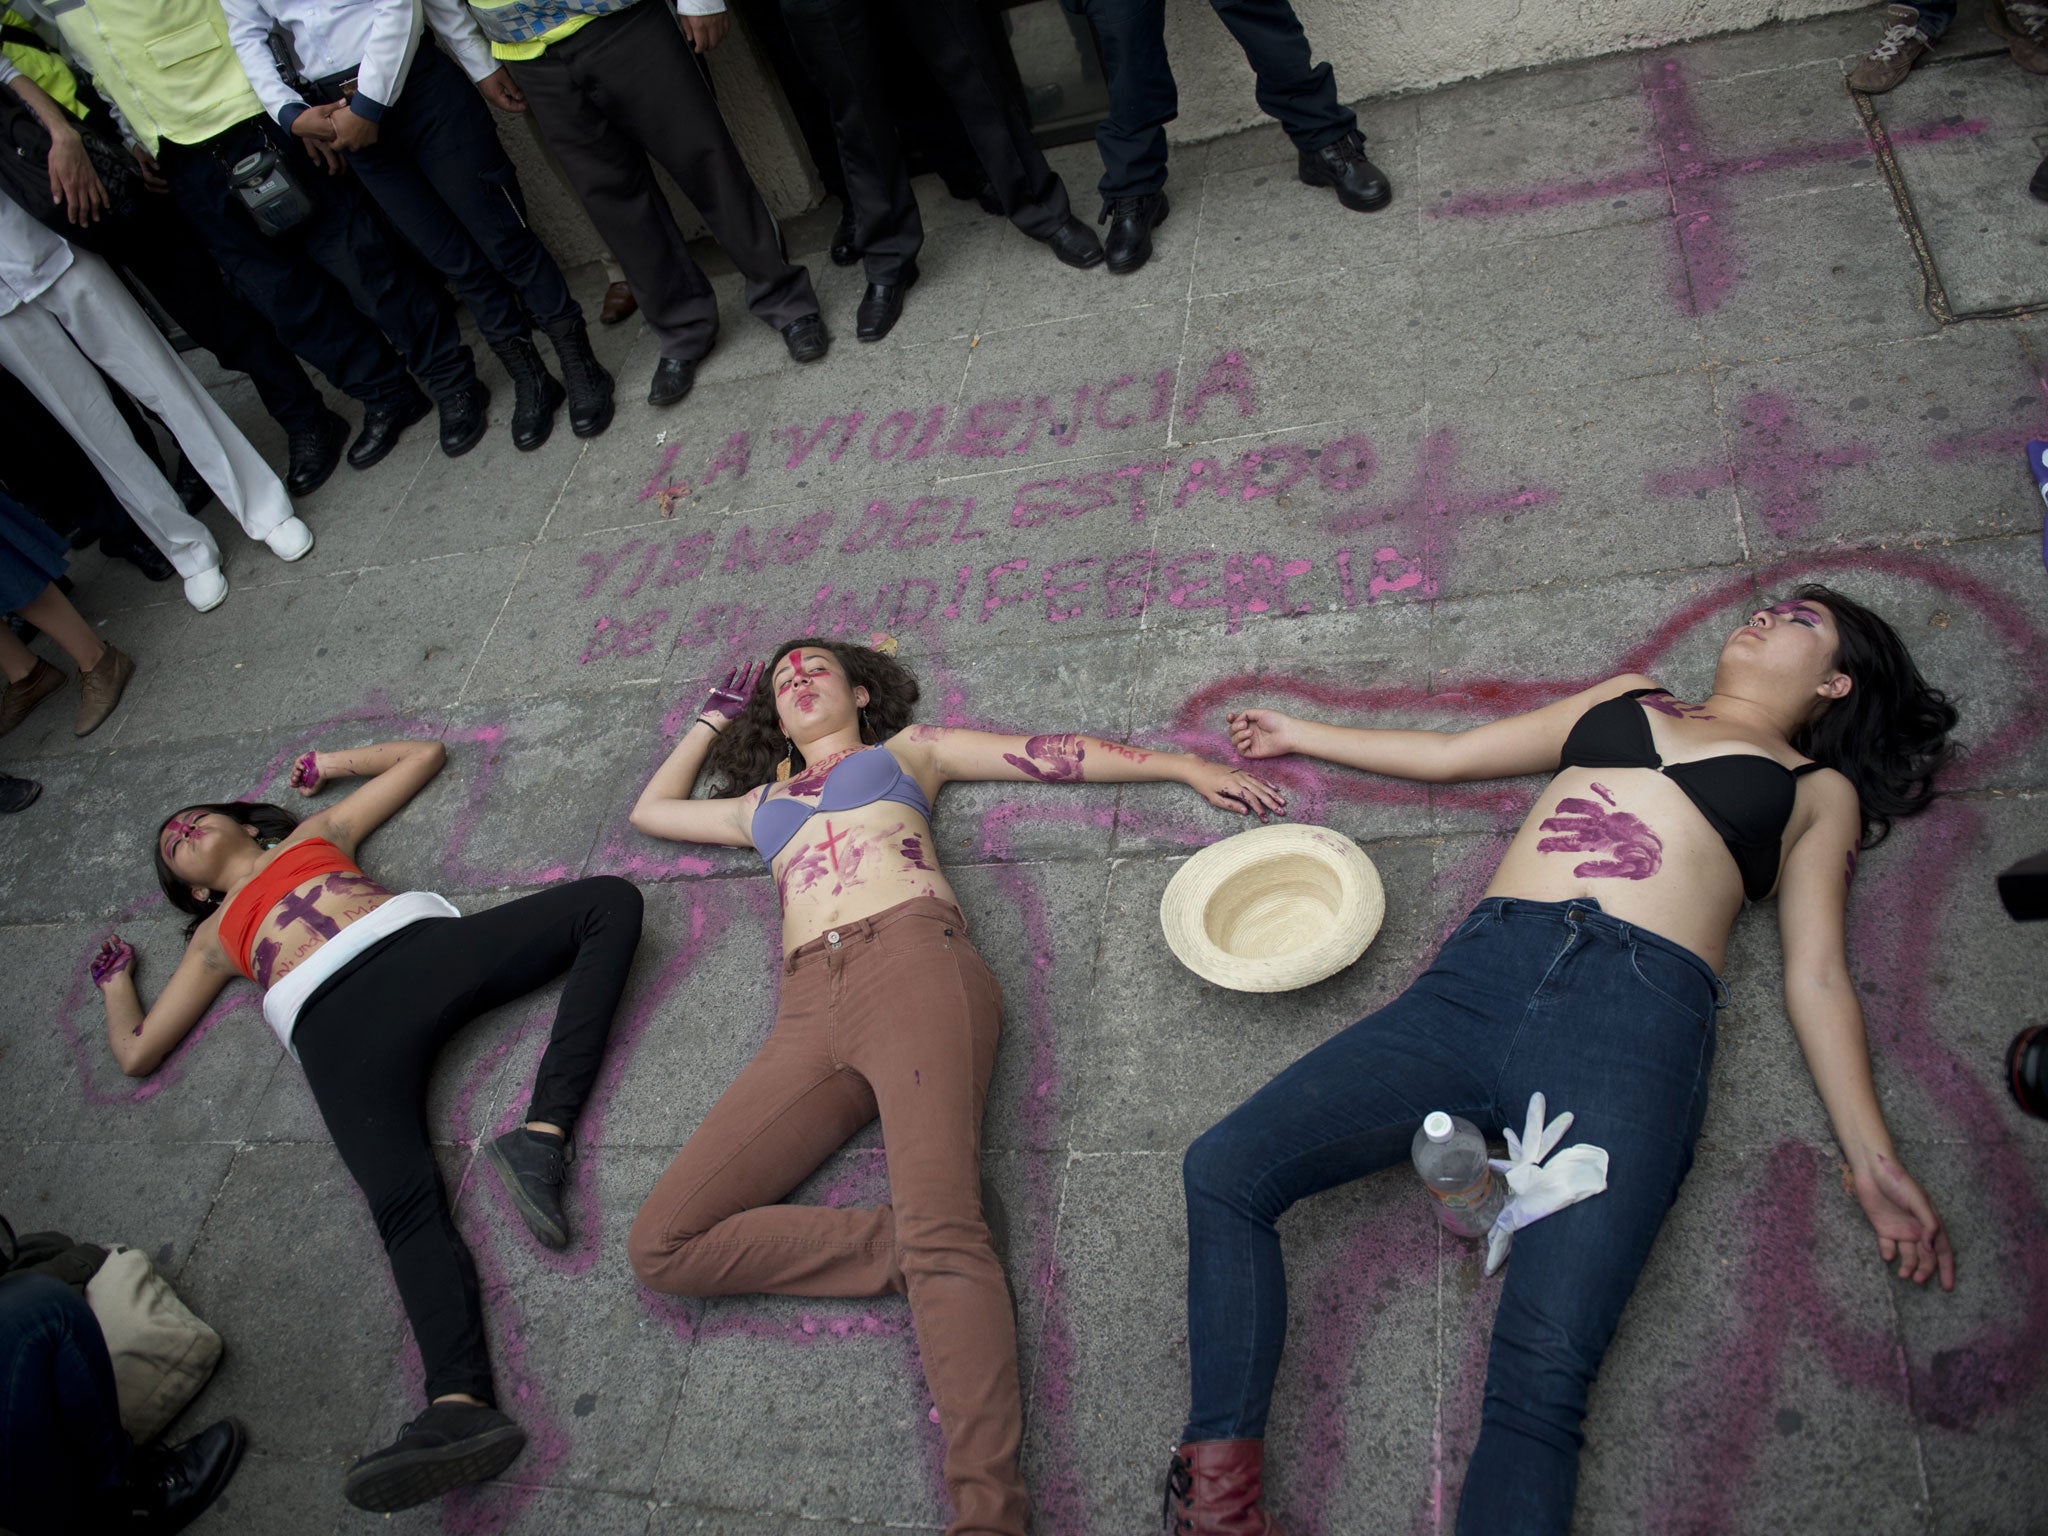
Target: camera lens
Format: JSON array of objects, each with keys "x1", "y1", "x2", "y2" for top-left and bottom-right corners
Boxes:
[{"x1": 2009, "y1": 1026, "x2": 2048, "y2": 1121}]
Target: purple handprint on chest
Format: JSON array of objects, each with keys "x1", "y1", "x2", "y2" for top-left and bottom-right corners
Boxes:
[{"x1": 1537, "y1": 783, "x2": 1664, "y2": 881}]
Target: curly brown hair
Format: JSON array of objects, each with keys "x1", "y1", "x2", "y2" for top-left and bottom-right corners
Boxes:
[{"x1": 703, "y1": 636, "x2": 922, "y2": 795}]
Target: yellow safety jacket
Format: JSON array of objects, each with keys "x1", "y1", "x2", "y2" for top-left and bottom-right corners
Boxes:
[{"x1": 31, "y1": 0, "x2": 261, "y2": 154}]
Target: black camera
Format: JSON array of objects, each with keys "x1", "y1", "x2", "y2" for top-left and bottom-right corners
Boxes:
[{"x1": 2001, "y1": 851, "x2": 2047, "y2": 1121}]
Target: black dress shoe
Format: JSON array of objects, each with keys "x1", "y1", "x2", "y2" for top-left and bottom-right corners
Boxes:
[
  {"x1": 347, "y1": 391, "x2": 432, "y2": 470},
  {"x1": 855, "y1": 264, "x2": 918, "y2": 343},
  {"x1": 0, "y1": 773, "x2": 39, "y2": 813},
  {"x1": 829, "y1": 201, "x2": 858, "y2": 267},
  {"x1": 1102, "y1": 190, "x2": 1168, "y2": 275},
  {"x1": 285, "y1": 408, "x2": 349, "y2": 495},
  {"x1": 345, "y1": 1403, "x2": 526, "y2": 1513},
  {"x1": 781, "y1": 313, "x2": 830, "y2": 364},
  {"x1": 437, "y1": 379, "x2": 491, "y2": 458},
  {"x1": 1299, "y1": 130, "x2": 1392, "y2": 212},
  {"x1": 172, "y1": 455, "x2": 214, "y2": 515},
  {"x1": 1043, "y1": 215, "x2": 1105, "y2": 270},
  {"x1": 648, "y1": 356, "x2": 696, "y2": 407},
  {"x1": 99, "y1": 525, "x2": 175, "y2": 581},
  {"x1": 122, "y1": 1416, "x2": 246, "y2": 1532}
]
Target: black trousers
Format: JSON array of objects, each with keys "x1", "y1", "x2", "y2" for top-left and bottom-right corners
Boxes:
[
  {"x1": 1061, "y1": 0, "x2": 1354, "y2": 199},
  {"x1": 338, "y1": 44, "x2": 579, "y2": 346},
  {"x1": 508, "y1": 1, "x2": 818, "y2": 362},
  {"x1": 292, "y1": 877, "x2": 644, "y2": 1405},
  {"x1": 781, "y1": 0, "x2": 1070, "y2": 283},
  {"x1": 155, "y1": 115, "x2": 473, "y2": 411},
  {"x1": 68, "y1": 193, "x2": 327, "y2": 436}
]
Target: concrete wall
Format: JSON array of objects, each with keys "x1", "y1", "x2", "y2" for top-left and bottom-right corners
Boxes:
[{"x1": 498, "y1": 0, "x2": 1870, "y2": 269}]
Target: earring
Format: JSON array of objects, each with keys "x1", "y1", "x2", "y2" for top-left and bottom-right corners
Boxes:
[{"x1": 775, "y1": 735, "x2": 794, "y2": 783}]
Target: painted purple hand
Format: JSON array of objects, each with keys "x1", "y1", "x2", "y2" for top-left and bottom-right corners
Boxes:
[
  {"x1": 1003, "y1": 733, "x2": 1087, "y2": 783},
  {"x1": 250, "y1": 936, "x2": 283, "y2": 989},
  {"x1": 1537, "y1": 791, "x2": 1665, "y2": 880},
  {"x1": 900, "y1": 834, "x2": 934, "y2": 871},
  {"x1": 701, "y1": 661, "x2": 760, "y2": 725},
  {"x1": 1639, "y1": 691, "x2": 1716, "y2": 721},
  {"x1": 90, "y1": 936, "x2": 134, "y2": 987},
  {"x1": 288, "y1": 751, "x2": 322, "y2": 793}
]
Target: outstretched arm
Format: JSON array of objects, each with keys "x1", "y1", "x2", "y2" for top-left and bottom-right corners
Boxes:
[
  {"x1": 896, "y1": 725, "x2": 1286, "y2": 818},
  {"x1": 292, "y1": 739, "x2": 447, "y2": 858},
  {"x1": 1228, "y1": 674, "x2": 1663, "y2": 784},
  {"x1": 630, "y1": 666, "x2": 758, "y2": 847},
  {"x1": 93, "y1": 933, "x2": 235, "y2": 1078},
  {"x1": 1777, "y1": 775, "x2": 1954, "y2": 1290}
]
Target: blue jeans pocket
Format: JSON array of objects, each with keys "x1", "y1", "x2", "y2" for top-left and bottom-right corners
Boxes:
[{"x1": 1626, "y1": 939, "x2": 1716, "y2": 1027}]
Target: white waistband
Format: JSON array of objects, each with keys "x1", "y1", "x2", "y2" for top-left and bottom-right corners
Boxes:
[{"x1": 263, "y1": 891, "x2": 461, "y2": 1057}]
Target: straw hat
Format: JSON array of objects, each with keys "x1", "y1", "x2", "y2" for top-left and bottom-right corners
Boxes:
[{"x1": 1159, "y1": 824, "x2": 1385, "y2": 993}]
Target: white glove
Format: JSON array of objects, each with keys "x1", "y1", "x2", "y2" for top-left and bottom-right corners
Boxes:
[{"x1": 1484, "y1": 1092, "x2": 1610, "y2": 1276}]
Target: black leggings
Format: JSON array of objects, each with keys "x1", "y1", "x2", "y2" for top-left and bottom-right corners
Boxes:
[{"x1": 293, "y1": 876, "x2": 644, "y2": 1405}]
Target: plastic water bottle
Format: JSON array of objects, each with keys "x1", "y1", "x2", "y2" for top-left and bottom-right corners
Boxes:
[{"x1": 1412, "y1": 1111, "x2": 1504, "y2": 1240}]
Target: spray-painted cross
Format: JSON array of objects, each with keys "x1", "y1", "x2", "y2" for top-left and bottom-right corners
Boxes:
[
  {"x1": 1325, "y1": 427, "x2": 1558, "y2": 596},
  {"x1": 1646, "y1": 391, "x2": 1876, "y2": 541},
  {"x1": 1431, "y1": 55, "x2": 1986, "y2": 316}
]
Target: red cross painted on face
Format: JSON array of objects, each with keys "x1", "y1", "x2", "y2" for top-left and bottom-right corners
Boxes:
[
  {"x1": 1429, "y1": 56, "x2": 1986, "y2": 316},
  {"x1": 1646, "y1": 392, "x2": 1877, "y2": 542},
  {"x1": 816, "y1": 818, "x2": 850, "y2": 874},
  {"x1": 1325, "y1": 428, "x2": 1558, "y2": 596}
]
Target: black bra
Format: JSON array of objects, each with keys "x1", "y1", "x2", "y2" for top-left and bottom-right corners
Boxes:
[{"x1": 1557, "y1": 689, "x2": 1822, "y2": 901}]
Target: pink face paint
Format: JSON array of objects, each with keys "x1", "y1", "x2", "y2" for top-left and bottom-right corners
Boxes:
[
  {"x1": 1536, "y1": 795, "x2": 1665, "y2": 880},
  {"x1": 1003, "y1": 733, "x2": 1087, "y2": 784},
  {"x1": 161, "y1": 814, "x2": 205, "y2": 860}
]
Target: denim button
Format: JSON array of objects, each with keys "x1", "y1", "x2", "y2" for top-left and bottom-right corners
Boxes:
[
  {"x1": 827, "y1": 930, "x2": 841, "y2": 946},
  {"x1": 944, "y1": 927, "x2": 954, "y2": 936}
]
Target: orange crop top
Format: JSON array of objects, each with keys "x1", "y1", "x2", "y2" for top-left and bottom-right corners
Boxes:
[{"x1": 216, "y1": 838, "x2": 362, "y2": 981}]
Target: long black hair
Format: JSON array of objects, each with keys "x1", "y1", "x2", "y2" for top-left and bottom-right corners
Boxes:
[
  {"x1": 703, "y1": 636, "x2": 921, "y2": 796},
  {"x1": 1789, "y1": 583, "x2": 1957, "y2": 847},
  {"x1": 153, "y1": 802, "x2": 300, "y2": 936}
]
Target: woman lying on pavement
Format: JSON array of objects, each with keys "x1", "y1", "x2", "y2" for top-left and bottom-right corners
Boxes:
[
  {"x1": 625, "y1": 636, "x2": 1285, "y2": 1536},
  {"x1": 91, "y1": 739, "x2": 644, "y2": 1513},
  {"x1": 1162, "y1": 585, "x2": 1958, "y2": 1536}
]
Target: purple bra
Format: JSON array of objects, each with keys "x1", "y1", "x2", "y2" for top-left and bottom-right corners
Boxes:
[{"x1": 750, "y1": 746, "x2": 935, "y2": 863}]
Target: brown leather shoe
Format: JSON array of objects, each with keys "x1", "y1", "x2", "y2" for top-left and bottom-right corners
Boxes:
[
  {"x1": 1988, "y1": 0, "x2": 2048, "y2": 73},
  {"x1": 0, "y1": 656, "x2": 63, "y2": 738},
  {"x1": 1847, "y1": 5, "x2": 1934, "y2": 92},
  {"x1": 1162, "y1": 1440, "x2": 1283, "y2": 1536},
  {"x1": 598, "y1": 280, "x2": 637, "y2": 326},
  {"x1": 74, "y1": 644, "x2": 134, "y2": 737}
]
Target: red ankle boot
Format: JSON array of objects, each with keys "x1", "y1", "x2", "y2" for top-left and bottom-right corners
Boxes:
[{"x1": 1161, "y1": 1440, "x2": 1285, "y2": 1536}]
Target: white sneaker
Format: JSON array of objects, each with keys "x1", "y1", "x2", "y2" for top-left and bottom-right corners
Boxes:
[
  {"x1": 264, "y1": 516, "x2": 314, "y2": 562},
  {"x1": 184, "y1": 566, "x2": 228, "y2": 612}
]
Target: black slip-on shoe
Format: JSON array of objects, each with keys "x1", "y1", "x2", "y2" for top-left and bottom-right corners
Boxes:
[
  {"x1": 344, "y1": 1403, "x2": 526, "y2": 1513},
  {"x1": 485, "y1": 1126, "x2": 570, "y2": 1250},
  {"x1": 648, "y1": 356, "x2": 696, "y2": 407},
  {"x1": 1043, "y1": 215, "x2": 1105, "y2": 270},
  {"x1": 781, "y1": 313, "x2": 830, "y2": 363},
  {"x1": 856, "y1": 264, "x2": 919, "y2": 343}
]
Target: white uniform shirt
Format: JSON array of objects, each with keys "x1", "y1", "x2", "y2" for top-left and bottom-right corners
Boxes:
[
  {"x1": 218, "y1": 0, "x2": 498, "y2": 128},
  {"x1": 0, "y1": 59, "x2": 75, "y2": 316}
]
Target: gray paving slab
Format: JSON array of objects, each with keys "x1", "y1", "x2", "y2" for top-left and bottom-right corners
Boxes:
[
  {"x1": 169, "y1": 1141, "x2": 405, "y2": 1463},
  {"x1": 0, "y1": 1138, "x2": 235, "y2": 1285},
  {"x1": 6, "y1": 12, "x2": 2048, "y2": 1534},
  {"x1": 1879, "y1": 54, "x2": 2048, "y2": 314}
]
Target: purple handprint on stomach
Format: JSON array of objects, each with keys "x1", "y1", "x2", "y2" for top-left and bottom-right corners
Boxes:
[{"x1": 1537, "y1": 783, "x2": 1664, "y2": 880}]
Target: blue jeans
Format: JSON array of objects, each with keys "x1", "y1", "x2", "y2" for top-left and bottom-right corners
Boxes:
[
  {"x1": 1914, "y1": 1, "x2": 1955, "y2": 39},
  {"x1": 1182, "y1": 897, "x2": 1723, "y2": 1536},
  {"x1": 0, "y1": 1275, "x2": 130, "y2": 1535}
]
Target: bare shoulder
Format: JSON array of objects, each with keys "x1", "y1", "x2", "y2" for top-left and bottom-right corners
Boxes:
[{"x1": 1607, "y1": 672, "x2": 1663, "y2": 695}]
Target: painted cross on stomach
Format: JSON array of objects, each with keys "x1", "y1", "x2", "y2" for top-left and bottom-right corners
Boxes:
[{"x1": 1537, "y1": 782, "x2": 1664, "y2": 880}]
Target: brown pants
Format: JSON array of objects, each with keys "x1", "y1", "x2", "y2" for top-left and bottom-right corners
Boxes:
[{"x1": 628, "y1": 896, "x2": 1022, "y2": 1535}]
